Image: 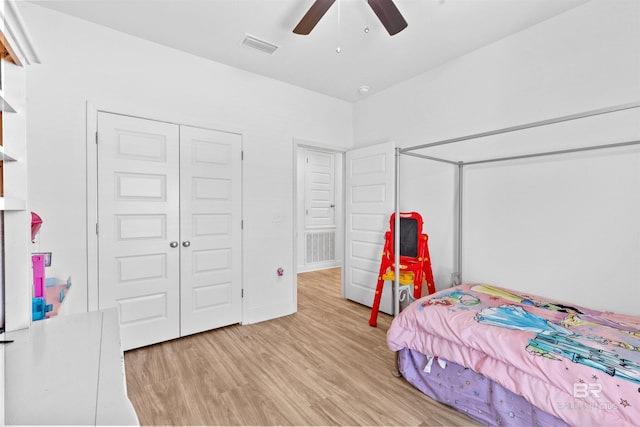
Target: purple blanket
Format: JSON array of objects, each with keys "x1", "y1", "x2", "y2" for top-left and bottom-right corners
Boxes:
[{"x1": 398, "y1": 347, "x2": 569, "y2": 426}]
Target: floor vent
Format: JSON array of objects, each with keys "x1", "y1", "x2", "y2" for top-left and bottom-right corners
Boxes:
[{"x1": 306, "y1": 231, "x2": 335, "y2": 264}]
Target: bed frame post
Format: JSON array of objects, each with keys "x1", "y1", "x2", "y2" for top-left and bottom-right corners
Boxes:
[
  {"x1": 454, "y1": 161, "x2": 463, "y2": 286},
  {"x1": 393, "y1": 146, "x2": 401, "y2": 316}
]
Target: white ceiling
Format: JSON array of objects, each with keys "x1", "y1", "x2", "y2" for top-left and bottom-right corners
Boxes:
[{"x1": 28, "y1": 0, "x2": 589, "y2": 102}]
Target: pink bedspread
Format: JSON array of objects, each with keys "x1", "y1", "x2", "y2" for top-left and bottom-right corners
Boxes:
[{"x1": 387, "y1": 284, "x2": 640, "y2": 427}]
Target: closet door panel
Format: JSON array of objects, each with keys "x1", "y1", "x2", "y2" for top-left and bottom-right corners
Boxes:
[
  {"x1": 97, "y1": 112, "x2": 181, "y2": 350},
  {"x1": 179, "y1": 126, "x2": 242, "y2": 337}
]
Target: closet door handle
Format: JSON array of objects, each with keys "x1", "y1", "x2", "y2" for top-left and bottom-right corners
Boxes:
[
  {"x1": 169, "y1": 241, "x2": 179, "y2": 248},
  {"x1": 182, "y1": 240, "x2": 191, "y2": 248}
]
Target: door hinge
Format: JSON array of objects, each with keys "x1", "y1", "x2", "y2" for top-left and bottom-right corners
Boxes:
[
  {"x1": 95, "y1": 131, "x2": 99, "y2": 144},
  {"x1": 241, "y1": 150, "x2": 244, "y2": 160},
  {"x1": 96, "y1": 223, "x2": 99, "y2": 235},
  {"x1": 241, "y1": 219, "x2": 244, "y2": 230},
  {"x1": 241, "y1": 289, "x2": 244, "y2": 298}
]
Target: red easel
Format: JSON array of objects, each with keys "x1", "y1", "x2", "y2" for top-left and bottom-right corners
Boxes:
[{"x1": 369, "y1": 212, "x2": 436, "y2": 327}]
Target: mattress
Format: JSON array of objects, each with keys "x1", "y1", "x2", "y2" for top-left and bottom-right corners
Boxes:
[{"x1": 387, "y1": 284, "x2": 640, "y2": 427}]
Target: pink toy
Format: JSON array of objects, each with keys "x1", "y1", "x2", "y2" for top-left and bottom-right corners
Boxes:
[
  {"x1": 32, "y1": 254, "x2": 45, "y2": 298},
  {"x1": 31, "y1": 211, "x2": 42, "y2": 242}
]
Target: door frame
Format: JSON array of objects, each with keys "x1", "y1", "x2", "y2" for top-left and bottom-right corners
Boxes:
[
  {"x1": 86, "y1": 100, "x2": 245, "y2": 312},
  {"x1": 292, "y1": 139, "x2": 346, "y2": 304}
]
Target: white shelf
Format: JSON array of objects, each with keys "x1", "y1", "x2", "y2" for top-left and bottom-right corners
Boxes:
[
  {"x1": 0, "y1": 197, "x2": 26, "y2": 211},
  {"x1": 0, "y1": 145, "x2": 18, "y2": 161},
  {"x1": 0, "y1": 88, "x2": 16, "y2": 113}
]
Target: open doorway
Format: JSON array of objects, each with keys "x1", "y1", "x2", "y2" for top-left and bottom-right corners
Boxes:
[
  {"x1": 294, "y1": 144, "x2": 344, "y2": 275},
  {"x1": 294, "y1": 141, "x2": 396, "y2": 316}
]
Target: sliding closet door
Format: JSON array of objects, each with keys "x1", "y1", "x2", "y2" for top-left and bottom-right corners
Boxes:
[
  {"x1": 344, "y1": 141, "x2": 395, "y2": 313},
  {"x1": 97, "y1": 112, "x2": 181, "y2": 350},
  {"x1": 179, "y1": 126, "x2": 242, "y2": 336}
]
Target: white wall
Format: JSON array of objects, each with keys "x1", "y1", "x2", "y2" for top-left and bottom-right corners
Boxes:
[
  {"x1": 19, "y1": 3, "x2": 353, "y2": 324},
  {"x1": 354, "y1": 0, "x2": 640, "y2": 314}
]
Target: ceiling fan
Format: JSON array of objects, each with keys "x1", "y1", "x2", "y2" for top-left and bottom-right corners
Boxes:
[{"x1": 293, "y1": 0, "x2": 408, "y2": 36}]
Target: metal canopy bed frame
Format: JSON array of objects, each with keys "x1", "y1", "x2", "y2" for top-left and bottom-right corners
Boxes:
[
  {"x1": 384, "y1": 101, "x2": 640, "y2": 426},
  {"x1": 389, "y1": 101, "x2": 640, "y2": 315}
]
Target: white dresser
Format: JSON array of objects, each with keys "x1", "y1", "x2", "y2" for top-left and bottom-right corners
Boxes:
[{"x1": 3, "y1": 308, "x2": 139, "y2": 425}]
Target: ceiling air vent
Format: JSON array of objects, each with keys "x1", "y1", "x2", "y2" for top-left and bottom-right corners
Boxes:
[{"x1": 241, "y1": 34, "x2": 278, "y2": 55}]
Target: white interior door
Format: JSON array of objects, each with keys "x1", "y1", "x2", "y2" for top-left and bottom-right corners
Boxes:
[
  {"x1": 97, "y1": 112, "x2": 181, "y2": 350},
  {"x1": 303, "y1": 149, "x2": 340, "y2": 267},
  {"x1": 179, "y1": 126, "x2": 242, "y2": 336},
  {"x1": 305, "y1": 149, "x2": 336, "y2": 228},
  {"x1": 344, "y1": 141, "x2": 395, "y2": 313}
]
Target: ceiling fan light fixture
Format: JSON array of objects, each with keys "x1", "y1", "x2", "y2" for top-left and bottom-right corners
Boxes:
[{"x1": 241, "y1": 34, "x2": 278, "y2": 55}]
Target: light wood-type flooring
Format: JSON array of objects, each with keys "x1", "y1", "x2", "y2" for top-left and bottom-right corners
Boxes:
[{"x1": 124, "y1": 268, "x2": 480, "y2": 426}]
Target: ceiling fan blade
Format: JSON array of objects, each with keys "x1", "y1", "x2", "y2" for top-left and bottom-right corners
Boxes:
[
  {"x1": 293, "y1": 0, "x2": 336, "y2": 35},
  {"x1": 367, "y1": 0, "x2": 408, "y2": 35}
]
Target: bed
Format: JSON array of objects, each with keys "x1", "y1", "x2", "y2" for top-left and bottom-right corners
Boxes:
[
  {"x1": 387, "y1": 283, "x2": 640, "y2": 427},
  {"x1": 379, "y1": 102, "x2": 640, "y2": 425}
]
